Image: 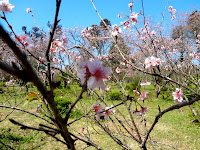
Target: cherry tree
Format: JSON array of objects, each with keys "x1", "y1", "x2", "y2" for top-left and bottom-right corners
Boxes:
[{"x1": 0, "y1": 0, "x2": 200, "y2": 150}]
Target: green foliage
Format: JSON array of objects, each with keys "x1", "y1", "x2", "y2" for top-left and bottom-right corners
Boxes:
[
  {"x1": 69, "y1": 109, "x2": 83, "y2": 118},
  {"x1": 126, "y1": 82, "x2": 141, "y2": 94},
  {"x1": 0, "y1": 128, "x2": 33, "y2": 150},
  {"x1": 26, "y1": 83, "x2": 33, "y2": 88},
  {"x1": 0, "y1": 87, "x2": 3, "y2": 94},
  {"x1": 54, "y1": 97, "x2": 83, "y2": 118},
  {"x1": 109, "y1": 91, "x2": 121, "y2": 100},
  {"x1": 54, "y1": 97, "x2": 71, "y2": 116}
]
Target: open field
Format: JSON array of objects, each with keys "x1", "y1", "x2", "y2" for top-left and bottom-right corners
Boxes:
[{"x1": 0, "y1": 83, "x2": 200, "y2": 150}]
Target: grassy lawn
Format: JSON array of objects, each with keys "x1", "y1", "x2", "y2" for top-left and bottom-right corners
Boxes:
[{"x1": 0, "y1": 83, "x2": 199, "y2": 149}]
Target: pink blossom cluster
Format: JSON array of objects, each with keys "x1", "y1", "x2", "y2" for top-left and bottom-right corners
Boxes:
[
  {"x1": 144, "y1": 56, "x2": 162, "y2": 69},
  {"x1": 138, "y1": 22, "x2": 156, "y2": 40},
  {"x1": 115, "y1": 67, "x2": 122, "y2": 73},
  {"x1": 111, "y1": 24, "x2": 122, "y2": 36},
  {"x1": 121, "y1": 20, "x2": 131, "y2": 30},
  {"x1": 168, "y1": 6, "x2": 177, "y2": 20},
  {"x1": 172, "y1": 88, "x2": 183, "y2": 103},
  {"x1": 77, "y1": 59, "x2": 111, "y2": 90},
  {"x1": 0, "y1": 0, "x2": 15, "y2": 13},
  {"x1": 5, "y1": 79, "x2": 15, "y2": 86},
  {"x1": 139, "y1": 91, "x2": 148, "y2": 100},
  {"x1": 130, "y1": 12, "x2": 139, "y2": 25},
  {"x1": 133, "y1": 106, "x2": 148, "y2": 116},
  {"x1": 92, "y1": 101, "x2": 112, "y2": 120},
  {"x1": 16, "y1": 35, "x2": 29, "y2": 47}
]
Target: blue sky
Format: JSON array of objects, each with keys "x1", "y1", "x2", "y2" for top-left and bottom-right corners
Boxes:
[{"x1": 0, "y1": 0, "x2": 199, "y2": 34}]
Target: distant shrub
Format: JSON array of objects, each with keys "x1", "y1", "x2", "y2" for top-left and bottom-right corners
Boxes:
[
  {"x1": 54, "y1": 97, "x2": 71, "y2": 116},
  {"x1": 54, "y1": 97, "x2": 82, "y2": 118},
  {"x1": 109, "y1": 91, "x2": 121, "y2": 100}
]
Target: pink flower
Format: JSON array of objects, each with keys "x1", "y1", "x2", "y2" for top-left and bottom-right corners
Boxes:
[
  {"x1": 150, "y1": 30, "x2": 156, "y2": 36},
  {"x1": 5, "y1": 79, "x2": 15, "y2": 86},
  {"x1": 133, "y1": 109, "x2": 141, "y2": 116},
  {"x1": 197, "y1": 33, "x2": 200, "y2": 38},
  {"x1": 171, "y1": 9, "x2": 177, "y2": 14},
  {"x1": 81, "y1": 29, "x2": 87, "y2": 36},
  {"x1": 121, "y1": 21, "x2": 131, "y2": 30},
  {"x1": 0, "y1": 0, "x2": 15, "y2": 13},
  {"x1": 92, "y1": 101, "x2": 104, "y2": 120},
  {"x1": 120, "y1": 61, "x2": 126, "y2": 66},
  {"x1": 24, "y1": 42, "x2": 29, "y2": 47},
  {"x1": 145, "y1": 22, "x2": 149, "y2": 27},
  {"x1": 113, "y1": 109, "x2": 119, "y2": 114},
  {"x1": 171, "y1": 15, "x2": 176, "y2": 20},
  {"x1": 133, "y1": 90, "x2": 140, "y2": 95},
  {"x1": 77, "y1": 59, "x2": 111, "y2": 90},
  {"x1": 104, "y1": 107, "x2": 112, "y2": 120},
  {"x1": 115, "y1": 67, "x2": 122, "y2": 73},
  {"x1": 76, "y1": 56, "x2": 81, "y2": 61},
  {"x1": 128, "y1": 2, "x2": 133, "y2": 8},
  {"x1": 53, "y1": 57, "x2": 60, "y2": 64},
  {"x1": 26, "y1": 8, "x2": 31, "y2": 13},
  {"x1": 39, "y1": 57, "x2": 45, "y2": 63},
  {"x1": 140, "y1": 106, "x2": 148, "y2": 115},
  {"x1": 81, "y1": 127, "x2": 84, "y2": 133},
  {"x1": 118, "y1": 14, "x2": 122, "y2": 18},
  {"x1": 111, "y1": 24, "x2": 122, "y2": 36},
  {"x1": 144, "y1": 56, "x2": 161, "y2": 69},
  {"x1": 105, "y1": 85, "x2": 111, "y2": 91},
  {"x1": 140, "y1": 81, "x2": 151, "y2": 86},
  {"x1": 130, "y1": 12, "x2": 139, "y2": 25},
  {"x1": 92, "y1": 101, "x2": 103, "y2": 113},
  {"x1": 133, "y1": 107, "x2": 148, "y2": 116},
  {"x1": 168, "y1": 6, "x2": 173, "y2": 11},
  {"x1": 139, "y1": 91, "x2": 148, "y2": 100},
  {"x1": 172, "y1": 88, "x2": 183, "y2": 103}
]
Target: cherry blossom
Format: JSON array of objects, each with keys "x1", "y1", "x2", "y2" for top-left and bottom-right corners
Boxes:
[
  {"x1": 133, "y1": 107, "x2": 148, "y2": 116},
  {"x1": 197, "y1": 33, "x2": 200, "y2": 38},
  {"x1": 128, "y1": 2, "x2": 133, "y2": 8},
  {"x1": 77, "y1": 59, "x2": 111, "y2": 90},
  {"x1": 0, "y1": 0, "x2": 15, "y2": 13},
  {"x1": 133, "y1": 109, "x2": 142, "y2": 116},
  {"x1": 80, "y1": 127, "x2": 84, "y2": 133},
  {"x1": 130, "y1": 12, "x2": 139, "y2": 25},
  {"x1": 115, "y1": 67, "x2": 122, "y2": 73},
  {"x1": 111, "y1": 24, "x2": 122, "y2": 36},
  {"x1": 105, "y1": 85, "x2": 111, "y2": 91},
  {"x1": 104, "y1": 107, "x2": 112, "y2": 120},
  {"x1": 144, "y1": 56, "x2": 161, "y2": 69},
  {"x1": 113, "y1": 109, "x2": 119, "y2": 114},
  {"x1": 171, "y1": 15, "x2": 176, "y2": 20},
  {"x1": 140, "y1": 106, "x2": 148, "y2": 115},
  {"x1": 117, "y1": 14, "x2": 122, "y2": 18},
  {"x1": 168, "y1": 6, "x2": 173, "y2": 11},
  {"x1": 92, "y1": 101, "x2": 104, "y2": 120},
  {"x1": 39, "y1": 57, "x2": 45, "y2": 63},
  {"x1": 139, "y1": 91, "x2": 148, "y2": 100},
  {"x1": 53, "y1": 57, "x2": 60, "y2": 64},
  {"x1": 172, "y1": 88, "x2": 183, "y2": 103},
  {"x1": 140, "y1": 81, "x2": 151, "y2": 86},
  {"x1": 26, "y1": 8, "x2": 31, "y2": 13},
  {"x1": 121, "y1": 21, "x2": 131, "y2": 30},
  {"x1": 133, "y1": 90, "x2": 140, "y2": 95},
  {"x1": 171, "y1": 9, "x2": 177, "y2": 14},
  {"x1": 5, "y1": 79, "x2": 15, "y2": 86}
]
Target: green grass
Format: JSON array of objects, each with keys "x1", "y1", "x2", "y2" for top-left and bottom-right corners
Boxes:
[{"x1": 0, "y1": 83, "x2": 199, "y2": 149}]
